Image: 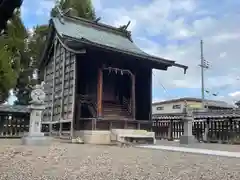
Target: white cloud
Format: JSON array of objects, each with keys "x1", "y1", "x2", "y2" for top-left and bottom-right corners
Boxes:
[
  {"x1": 21, "y1": 0, "x2": 55, "y2": 18},
  {"x1": 152, "y1": 98, "x2": 165, "y2": 103},
  {"x1": 229, "y1": 91, "x2": 240, "y2": 98},
  {"x1": 37, "y1": 1, "x2": 55, "y2": 15},
  {"x1": 92, "y1": 0, "x2": 102, "y2": 11},
  {"x1": 95, "y1": 0, "x2": 240, "y2": 102},
  {"x1": 20, "y1": 6, "x2": 29, "y2": 17},
  {"x1": 113, "y1": 16, "x2": 136, "y2": 31},
  {"x1": 28, "y1": 28, "x2": 34, "y2": 36},
  {"x1": 219, "y1": 52, "x2": 227, "y2": 58},
  {"x1": 211, "y1": 32, "x2": 240, "y2": 43},
  {"x1": 16, "y1": 0, "x2": 240, "y2": 104},
  {"x1": 212, "y1": 91, "x2": 240, "y2": 106}
]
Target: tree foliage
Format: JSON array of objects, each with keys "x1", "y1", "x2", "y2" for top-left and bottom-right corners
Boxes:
[
  {"x1": 0, "y1": 9, "x2": 27, "y2": 103},
  {"x1": 51, "y1": 0, "x2": 96, "y2": 20},
  {"x1": 14, "y1": 25, "x2": 49, "y2": 105}
]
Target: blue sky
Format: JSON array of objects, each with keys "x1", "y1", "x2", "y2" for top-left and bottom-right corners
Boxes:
[{"x1": 8, "y1": 0, "x2": 240, "y2": 105}]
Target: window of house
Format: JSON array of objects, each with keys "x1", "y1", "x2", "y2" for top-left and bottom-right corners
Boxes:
[
  {"x1": 156, "y1": 106, "x2": 164, "y2": 110},
  {"x1": 172, "y1": 104, "x2": 181, "y2": 109}
]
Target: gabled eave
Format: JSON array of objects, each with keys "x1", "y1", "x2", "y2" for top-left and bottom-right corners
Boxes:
[
  {"x1": 62, "y1": 34, "x2": 188, "y2": 73},
  {"x1": 39, "y1": 21, "x2": 55, "y2": 69},
  {"x1": 39, "y1": 16, "x2": 188, "y2": 74}
]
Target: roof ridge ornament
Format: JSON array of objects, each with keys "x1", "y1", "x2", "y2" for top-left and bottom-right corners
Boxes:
[
  {"x1": 119, "y1": 21, "x2": 131, "y2": 31},
  {"x1": 56, "y1": 7, "x2": 76, "y2": 24},
  {"x1": 94, "y1": 17, "x2": 101, "y2": 23},
  {"x1": 55, "y1": 7, "x2": 65, "y2": 24},
  {"x1": 118, "y1": 21, "x2": 133, "y2": 42}
]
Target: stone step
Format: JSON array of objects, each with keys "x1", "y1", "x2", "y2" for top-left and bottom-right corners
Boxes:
[{"x1": 111, "y1": 129, "x2": 156, "y2": 145}]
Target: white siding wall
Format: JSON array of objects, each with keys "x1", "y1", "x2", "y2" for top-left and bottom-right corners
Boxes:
[{"x1": 152, "y1": 101, "x2": 202, "y2": 115}]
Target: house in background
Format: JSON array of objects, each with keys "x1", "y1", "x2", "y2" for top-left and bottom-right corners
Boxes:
[{"x1": 152, "y1": 97, "x2": 234, "y2": 116}]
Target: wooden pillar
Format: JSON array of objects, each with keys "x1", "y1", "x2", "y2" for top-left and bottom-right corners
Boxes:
[
  {"x1": 59, "y1": 47, "x2": 66, "y2": 136},
  {"x1": 168, "y1": 120, "x2": 173, "y2": 140},
  {"x1": 76, "y1": 103, "x2": 81, "y2": 130},
  {"x1": 97, "y1": 68, "x2": 103, "y2": 118},
  {"x1": 149, "y1": 69, "x2": 152, "y2": 121},
  {"x1": 229, "y1": 118, "x2": 233, "y2": 142},
  {"x1": 70, "y1": 54, "x2": 77, "y2": 138},
  {"x1": 203, "y1": 119, "x2": 210, "y2": 142},
  {"x1": 50, "y1": 38, "x2": 57, "y2": 135},
  {"x1": 131, "y1": 73, "x2": 136, "y2": 120}
]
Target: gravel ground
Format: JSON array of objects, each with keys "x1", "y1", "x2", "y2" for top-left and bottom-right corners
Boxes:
[
  {"x1": 156, "y1": 140, "x2": 240, "y2": 152},
  {"x1": 0, "y1": 139, "x2": 240, "y2": 180}
]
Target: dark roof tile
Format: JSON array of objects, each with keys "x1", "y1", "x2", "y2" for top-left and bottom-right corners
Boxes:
[
  {"x1": 0, "y1": 105, "x2": 29, "y2": 113},
  {"x1": 45, "y1": 14, "x2": 188, "y2": 72}
]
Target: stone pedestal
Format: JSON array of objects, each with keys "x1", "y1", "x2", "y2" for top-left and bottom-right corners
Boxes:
[
  {"x1": 203, "y1": 122, "x2": 209, "y2": 142},
  {"x1": 22, "y1": 104, "x2": 52, "y2": 145},
  {"x1": 180, "y1": 116, "x2": 196, "y2": 145}
]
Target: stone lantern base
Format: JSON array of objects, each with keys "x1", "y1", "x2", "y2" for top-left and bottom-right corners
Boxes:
[
  {"x1": 21, "y1": 133, "x2": 53, "y2": 146},
  {"x1": 180, "y1": 116, "x2": 197, "y2": 145},
  {"x1": 21, "y1": 97, "x2": 53, "y2": 145},
  {"x1": 180, "y1": 135, "x2": 196, "y2": 145}
]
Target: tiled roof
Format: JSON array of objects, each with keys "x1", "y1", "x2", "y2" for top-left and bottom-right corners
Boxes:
[
  {"x1": 152, "y1": 97, "x2": 234, "y2": 109},
  {"x1": 53, "y1": 16, "x2": 148, "y2": 57},
  {"x1": 48, "y1": 14, "x2": 187, "y2": 71},
  {"x1": 0, "y1": 105, "x2": 29, "y2": 113},
  {"x1": 152, "y1": 109, "x2": 240, "y2": 120}
]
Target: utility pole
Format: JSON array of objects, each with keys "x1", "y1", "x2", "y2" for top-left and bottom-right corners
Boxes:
[{"x1": 200, "y1": 40, "x2": 209, "y2": 109}]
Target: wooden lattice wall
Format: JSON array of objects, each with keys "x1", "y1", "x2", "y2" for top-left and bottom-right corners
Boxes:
[
  {"x1": 43, "y1": 37, "x2": 76, "y2": 134},
  {"x1": 43, "y1": 56, "x2": 54, "y2": 123}
]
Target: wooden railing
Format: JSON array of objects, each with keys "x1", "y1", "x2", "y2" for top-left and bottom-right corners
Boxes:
[
  {"x1": 77, "y1": 94, "x2": 97, "y2": 117},
  {"x1": 79, "y1": 118, "x2": 152, "y2": 131},
  {"x1": 88, "y1": 104, "x2": 97, "y2": 117},
  {"x1": 78, "y1": 94, "x2": 96, "y2": 103},
  {"x1": 0, "y1": 114, "x2": 30, "y2": 138},
  {"x1": 122, "y1": 96, "x2": 131, "y2": 114}
]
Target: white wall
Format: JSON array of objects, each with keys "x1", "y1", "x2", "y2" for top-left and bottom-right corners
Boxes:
[{"x1": 152, "y1": 101, "x2": 202, "y2": 115}]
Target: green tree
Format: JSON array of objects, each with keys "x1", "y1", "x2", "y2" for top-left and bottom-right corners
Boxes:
[
  {"x1": 0, "y1": 9, "x2": 27, "y2": 103},
  {"x1": 51, "y1": 0, "x2": 96, "y2": 20},
  {"x1": 14, "y1": 25, "x2": 48, "y2": 105}
]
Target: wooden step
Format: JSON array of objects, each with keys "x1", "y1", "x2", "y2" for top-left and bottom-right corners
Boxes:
[
  {"x1": 103, "y1": 103, "x2": 126, "y2": 109},
  {"x1": 104, "y1": 112, "x2": 131, "y2": 118},
  {"x1": 102, "y1": 101, "x2": 131, "y2": 119},
  {"x1": 103, "y1": 108, "x2": 129, "y2": 113},
  {"x1": 103, "y1": 110, "x2": 128, "y2": 115},
  {"x1": 103, "y1": 109, "x2": 124, "y2": 112},
  {"x1": 104, "y1": 109, "x2": 131, "y2": 114},
  {"x1": 103, "y1": 116, "x2": 132, "y2": 120}
]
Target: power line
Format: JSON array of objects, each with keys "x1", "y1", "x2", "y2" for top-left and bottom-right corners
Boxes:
[
  {"x1": 152, "y1": 72, "x2": 172, "y2": 99},
  {"x1": 205, "y1": 90, "x2": 218, "y2": 97}
]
